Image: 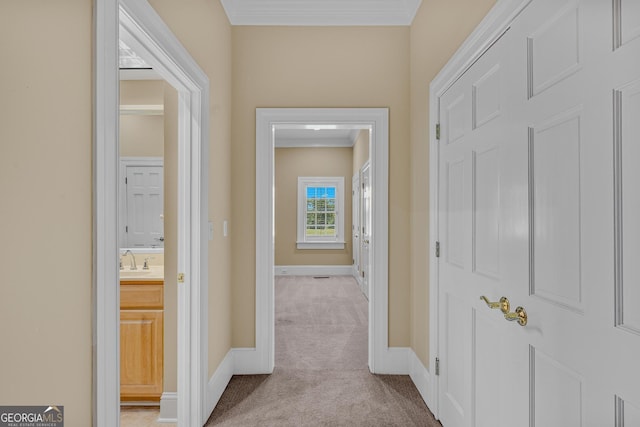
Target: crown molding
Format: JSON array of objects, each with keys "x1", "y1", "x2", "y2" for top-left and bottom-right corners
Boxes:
[{"x1": 220, "y1": 0, "x2": 422, "y2": 26}]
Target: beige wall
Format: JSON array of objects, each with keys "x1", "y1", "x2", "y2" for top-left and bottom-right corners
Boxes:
[
  {"x1": 120, "y1": 80, "x2": 164, "y2": 104},
  {"x1": 231, "y1": 26, "x2": 411, "y2": 348},
  {"x1": 352, "y1": 129, "x2": 370, "y2": 175},
  {"x1": 120, "y1": 80, "x2": 164, "y2": 157},
  {"x1": 408, "y1": 0, "x2": 496, "y2": 367},
  {"x1": 120, "y1": 81, "x2": 165, "y2": 158},
  {"x1": 120, "y1": 115, "x2": 164, "y2": 157},
  {"x1": 0, "y1": 0, "x2": 92, "y2": 424},
  {"x1": 275, "y1": 147, "x2": 353, "y2": 266},
  {"x1": 148, "y1": 0, "x2": 233, "y2": 377}
]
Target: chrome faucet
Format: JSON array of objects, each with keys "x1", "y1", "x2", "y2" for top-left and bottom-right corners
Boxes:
[{"x1": 122, "y1": 250, "x2": 138, "y2": 270}]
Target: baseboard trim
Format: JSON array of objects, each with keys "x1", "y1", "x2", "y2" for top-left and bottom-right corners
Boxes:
[
  {"x1": 373, "y1": 346, "x2": 410, "y2": 374},
  {"x1": 157, "y1": 392, "x2": 177, "y2": 423},
  {"x1": 408, "y1": 349, "x2": 432, "y2": 410},
  {"x1": 275, "y1": 265, "x2": 353, "y2": 276},
  {"x1": 232, "y1": 347, "x2": 273, "y2": 375},
  {"x1": 203, "y1": 349, "x2": 235, "y2": 424}
]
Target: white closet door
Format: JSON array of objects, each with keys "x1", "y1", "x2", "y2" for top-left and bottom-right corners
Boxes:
[
  {"x1": 436, "y1": 1, "x2": 640, "y2": 426},
  {"x1": 125, "y1": 165, "x2": 164, "y2": 248}
]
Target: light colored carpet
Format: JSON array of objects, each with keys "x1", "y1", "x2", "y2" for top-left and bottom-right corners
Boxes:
[{"x1": 206, "y1": 275, "x2": 441, "y2": 426}]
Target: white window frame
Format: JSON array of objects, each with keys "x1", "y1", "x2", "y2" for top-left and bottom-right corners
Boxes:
[{"x1": 297, "y1": 176, "x2": 345, "y2": 249}]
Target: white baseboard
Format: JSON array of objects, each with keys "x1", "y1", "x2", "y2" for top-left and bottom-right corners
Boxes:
[
  {"x1": 373, "y1": 346, "x2": 410, "y2": 374},
  {"x1": 232, "y1": 347, "x2": 273, "y2": 375},
  {"x1": 275, "y1": 265, "x2": 353, "y2": 276},
  {"x1": 157, "y1": 392, "x2": 177, "y2": 423},
  {"x1": 408, "y1": 349, "x2": 432, "y2": 410},
  {"x1": 203, "y1": 349, "x2": 235, "y2": 425}
]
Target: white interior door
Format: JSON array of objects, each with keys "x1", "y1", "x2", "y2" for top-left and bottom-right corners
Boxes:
[
  {"x1": 124, "y1": 164, "x2": 164, "y2": 248},
  {"x1": 360, "y1": 162, "x2": 371, "y2": 299},
  {"x1": 436, "y1": 1, "x2": 640, "y2": 426},
  {"x1": 352, "y1": 174, "x2": 361, "y2": 282},
  {"x1": 437, "y1": 21, "x2": 521, "y2": 427}
]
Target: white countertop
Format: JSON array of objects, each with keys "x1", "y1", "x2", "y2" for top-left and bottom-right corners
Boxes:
[{"x1": 119, "y1": 265, "x2": 164, "y2": 282}]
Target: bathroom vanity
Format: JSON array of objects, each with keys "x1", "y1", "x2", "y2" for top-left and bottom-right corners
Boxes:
[{"x1": 119, "y1": 266, "x2": 164, "y2": 402}]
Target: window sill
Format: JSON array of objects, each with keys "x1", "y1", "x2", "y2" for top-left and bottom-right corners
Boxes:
[{"x1": 296, "y1": 241, "x2": 346, "y2": 250}]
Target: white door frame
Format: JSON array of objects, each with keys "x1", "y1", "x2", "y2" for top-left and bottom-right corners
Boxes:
[
  {"x1": 94, "y1": 1, "x2": 210, "y2": 426},
  {"x1": 237, "y1": 108, "x2": 403, "y2": 374},
  {"x1": 352, "y1": 173, "x2": 361, "y2": 283},
  {"x1": 427, "y1": 0, "x2": 533, "y2": 417},
  {"x1": 360, "y1": 160, "x2": 372, "y2": 300}
]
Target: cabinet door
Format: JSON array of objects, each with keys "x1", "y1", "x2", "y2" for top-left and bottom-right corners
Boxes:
[{"x1": 120, "y1": 310, "x2": 163, "y2": 401}]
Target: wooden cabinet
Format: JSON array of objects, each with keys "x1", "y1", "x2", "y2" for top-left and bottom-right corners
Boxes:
[{"x1": 120, "y1": 281, "x2": 163, "y2": 402}]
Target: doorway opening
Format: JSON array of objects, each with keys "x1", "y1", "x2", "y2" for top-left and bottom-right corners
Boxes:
[
  {"x1": 94, "y1": 1, "x2": 209, "y2": 426},
  {"x1": 247, "y1": 108, "x2": 403, "y2": 375},
  {"x1": 272, "y1": 125, "x2": 371, "y2": 369}
]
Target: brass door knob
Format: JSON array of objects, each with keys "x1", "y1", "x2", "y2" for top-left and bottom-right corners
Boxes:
[
  {"x1": 504, "y1": 306, "x2": 527, "y2": 326},
  {"x1": 480, "y1": 296, "x2": 510, "y2": 314}
]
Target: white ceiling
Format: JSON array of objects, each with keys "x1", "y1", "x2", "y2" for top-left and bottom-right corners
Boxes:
[{"x1": 220, "y1": 0, "x2": 422, "y2": 26}]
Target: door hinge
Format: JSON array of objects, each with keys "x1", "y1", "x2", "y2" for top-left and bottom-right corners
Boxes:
[
  {"x1": 362, "y1": 182, "x2": 365, "y2": 190},
  {"x1": 125, "y1": 177, "x2": 128, "y2": 184},
  {"x1": 435, "y1": 241, "x2": 440, "y2": 257},
  {"x1": 125, "y1": 225, "x2": 128, "y2": 233},
  {"x1": 436, "y1": 123, "x2": 441, "y2": 140},
  {"x1": 435, "y1": 357, "x2": 440, "y2": 376},
  {"x1": 177, "y1": 273, "x2": 185, "y2": 283}
]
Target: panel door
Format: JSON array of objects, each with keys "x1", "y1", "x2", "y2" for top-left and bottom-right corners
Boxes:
[
  {"x1": 124, "y1": 165, "x2": 164, "y2": 248},
  {"x1": 437, "y1": 0, "x2": 640, "y2": 426},
  {"x1": 437, "y1": 22, "x2": 523, "y2": 427},
  {"x1": 360, "y1": 163, "x2": 371, "y2": 300}
]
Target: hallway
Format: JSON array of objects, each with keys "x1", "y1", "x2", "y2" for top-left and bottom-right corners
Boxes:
[{"x1": 206, "y1": 276, "x2": 440, "y2": 426}]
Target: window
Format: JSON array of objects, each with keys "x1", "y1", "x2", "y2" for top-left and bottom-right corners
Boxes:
[{"x1": 297, "y1": 177, "x2": 345, "y2": 249}]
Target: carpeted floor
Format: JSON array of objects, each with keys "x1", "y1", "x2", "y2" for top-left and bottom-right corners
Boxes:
[{"x1": 205, "y1": 275, "x2": 441, "y2": 426}]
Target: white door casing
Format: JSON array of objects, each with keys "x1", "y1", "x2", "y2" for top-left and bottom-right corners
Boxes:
[
  {"x1": 431, "y1": 0, "x2": 640, "y2": 426},
  {"x1": 360, "y1": 161, "x2": 372, "y2": 300},
  {"x1": 250, "y1": 108, "x2": 403, "y2": 375},
  {"x1": 352, "y1": 174, "x2": 361, "y2": 282},
  {"x1": 94, "y1": 1, "x2": 210, "y2": 426}
]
